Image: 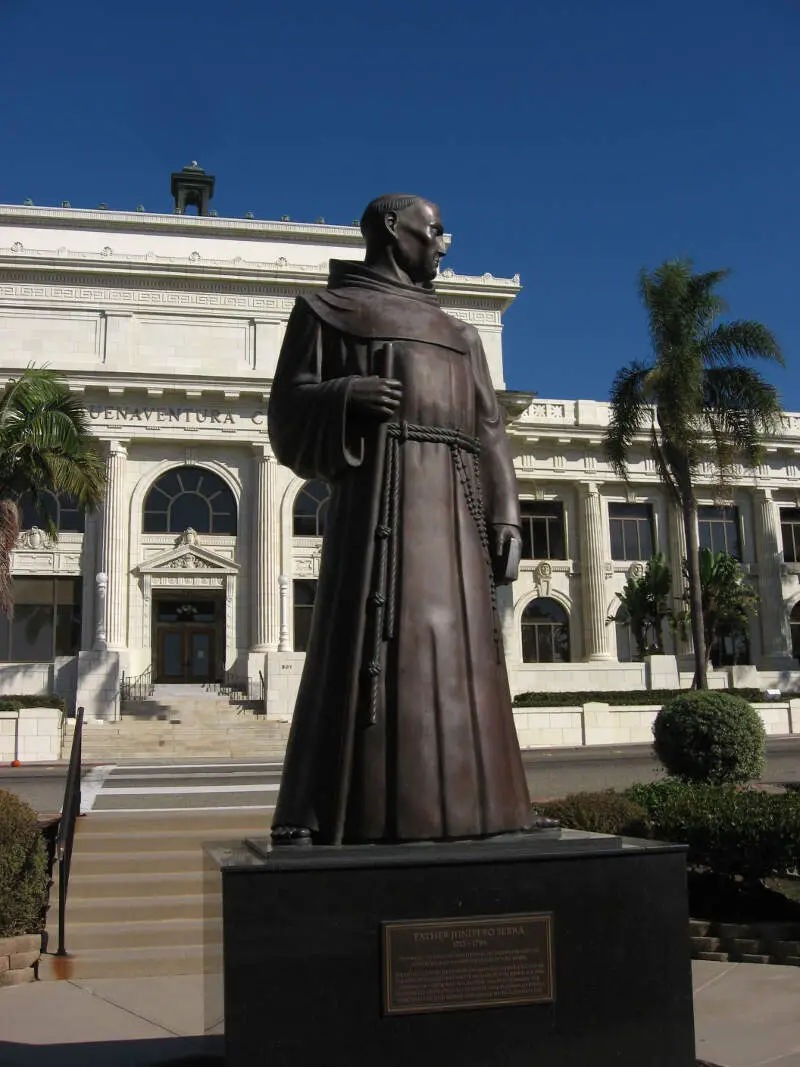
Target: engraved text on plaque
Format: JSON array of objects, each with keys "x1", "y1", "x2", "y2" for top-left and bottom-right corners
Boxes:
[{"x1": 382, "y1": 913, "x2": 554, "y2": 1015}]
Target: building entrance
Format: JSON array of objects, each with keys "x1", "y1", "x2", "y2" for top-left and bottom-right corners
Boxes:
[{"x1": 153, "y1": 595, "x2": 223, "y2": 684}]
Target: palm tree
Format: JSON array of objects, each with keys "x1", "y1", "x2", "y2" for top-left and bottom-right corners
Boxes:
[
  {"x1": 0, "y1": 367, "x2": 105, "y2": 615},
  {"x1": 605, "y1": 261, "x2": 783, "y2": 688},
  {"x1": 610, "y1": 553, "x2": 673, "y2": 658},
  {"x1": 674, "y1": 548, "x2": 759, "y2": 669}
]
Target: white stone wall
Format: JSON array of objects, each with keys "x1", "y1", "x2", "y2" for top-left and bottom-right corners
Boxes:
[
  {"x1": 512, "y1": 699, "x2": 800, "y2": 751},
  {"x1": 0, "y1": 706, "x2": 62, "y2": 762}
]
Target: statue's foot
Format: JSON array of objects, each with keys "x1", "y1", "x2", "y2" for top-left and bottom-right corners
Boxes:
[
  {"x1": 528, "y1": 811, "x2": 560, "y2": 830},
  {"x1": 271, "y1": 825, "x2": 313, "y2": 847}
]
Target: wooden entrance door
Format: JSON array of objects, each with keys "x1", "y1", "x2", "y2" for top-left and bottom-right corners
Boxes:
[{"x1": 157, "y1": 626, "x2": 216, "y2": 683}]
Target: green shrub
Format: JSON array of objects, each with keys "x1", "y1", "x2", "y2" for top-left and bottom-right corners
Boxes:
[
  {"x1": 653, "y1": 691, "x2": 765, "y2": 784},
  {"x1": 537, "y1": 790, "x2": 648, "y2": 837},
  {"x1": 0, "y1": 695, "x2": 66, "y2": 713},
  {"x1": 626, "y1": 780, "x2": 800, "y2": 884},
  {"x1": 0, "y1": 789, "x2": 49, "y2": 937},
  {"x1": 513, "y1": 687, "x2": 766, "y2": 708}
]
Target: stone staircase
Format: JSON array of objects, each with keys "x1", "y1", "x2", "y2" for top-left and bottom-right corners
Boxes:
[
  {"x1": 63, "y1": 685, "x2": 291, "y2": 761},
  {"x1": 39, "y1": 807, "x2": 268, "y2": 980}
]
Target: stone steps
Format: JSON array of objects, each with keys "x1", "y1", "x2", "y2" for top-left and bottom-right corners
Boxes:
[
  {"x1": 68, "y1": 718, "x2": 290, "y2": 761},
  {"x1": 39, "y1": 808, "x2": 268, "y2": 980}
]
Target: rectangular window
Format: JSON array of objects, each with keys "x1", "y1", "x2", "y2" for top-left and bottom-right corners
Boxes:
[
  {"x1": 519, "y1": 501, "x2": 566, "y2": 559},
  {"x1": 293, "y1": 580, "x2": 317, "y2": 653},
  {"x1": 781, "y1": 508, "x2": 800, "y2": 564},
  {"x1": 698, "y1": 506, "x2": 741, "y2": 559},
  {"x1": 0, "y1": 577, "x2": 82, "y2": 662},
  {"x1": 608, "y1": 504, "x2": 654, "y2": 561}
]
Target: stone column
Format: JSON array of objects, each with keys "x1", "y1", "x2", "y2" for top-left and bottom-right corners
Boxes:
[
  {"x1": 278, "y1": 575, "x2": 291, "y2": 652},
  {"x1": 753, "y1": 487, "x2": 793, "y2": 665},
  {"x1": 98, "y1": 440, "x2": 129, "y2": 650},
  {"x1": 250, "y1": 445, "x2": 280, "y2": 651},
  {"x1": 578, "y1": 481, "x2": 612, "y2": 660}
]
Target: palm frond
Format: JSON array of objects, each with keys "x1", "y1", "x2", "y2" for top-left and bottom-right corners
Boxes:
[
  {"x1": 701, "y1": 366, "x2": 783, "y2": 469},
  {"x1": 701, "y1": 320, "x2": 784, "y2": 368},
  {"x1": 604, "y1": 362, "x2": 652, "y2": 478}
]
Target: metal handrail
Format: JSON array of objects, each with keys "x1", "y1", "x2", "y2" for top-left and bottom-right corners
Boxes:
[
  {"x1": 217, "y1": 671, "x2": 265, "y2": 703},
  {"x1": 120, "y1": 663, "x2": 155, "y2": 702},
  {"x1": 55, "y1": 705, "x2": 84, "y2": 957}
]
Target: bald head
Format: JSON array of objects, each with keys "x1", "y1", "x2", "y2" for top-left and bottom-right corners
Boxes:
[{"x1": 360, "y1": 194, "x2": 446, "y2": 285}]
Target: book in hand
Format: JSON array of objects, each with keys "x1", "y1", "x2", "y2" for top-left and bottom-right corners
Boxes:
[{"x1": 497, "y1": 534, "x2": 522, "y2": 583}]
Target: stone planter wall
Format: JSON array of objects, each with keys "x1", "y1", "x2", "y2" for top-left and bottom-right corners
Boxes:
[{"x1": 0, "y1": 934, "x2": 41, "y2": 986}]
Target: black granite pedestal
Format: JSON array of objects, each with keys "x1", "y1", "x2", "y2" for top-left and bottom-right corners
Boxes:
[{"x1": 204, "y1": 831, "x2": 695, "y2": 1067}]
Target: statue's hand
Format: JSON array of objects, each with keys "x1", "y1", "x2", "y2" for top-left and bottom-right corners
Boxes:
[
  {"x1": 491, "y1": 523, "x2": 522, "y2": 584},
  {"x1": 348, "y1": 376, "x2": 403, "y2": 422}
]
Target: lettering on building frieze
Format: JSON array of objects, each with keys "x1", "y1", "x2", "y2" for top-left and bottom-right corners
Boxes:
[
  {"x1": 86, "y1": 404, "x2": 266, "y2": 427},
  {"x1": 150, "y1": 575, "x2": 225, "y2": 588}
]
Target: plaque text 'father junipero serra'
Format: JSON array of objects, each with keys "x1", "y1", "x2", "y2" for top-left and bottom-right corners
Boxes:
[{"x1": 382, "y1": 914, "x2": 554, "y2": 1015}]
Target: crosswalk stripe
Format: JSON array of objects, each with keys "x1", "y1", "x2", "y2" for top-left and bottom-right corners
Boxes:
[
  {"x1": 88, "y1": 804, "x2": 276, "y2": 813},
  {"x1": 101, "y1": 784, "x2": 281, "y2": 796},
  {"x1": 109, "y1": 770, "x2": 274, "y2": 781}
]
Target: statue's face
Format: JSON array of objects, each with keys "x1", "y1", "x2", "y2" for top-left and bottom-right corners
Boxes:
[{"x1": 392, "y1": 200, "x2": 447, "y2": 284}]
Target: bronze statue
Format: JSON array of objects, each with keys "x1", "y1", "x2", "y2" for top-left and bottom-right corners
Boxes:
[{"x1": 268, "y1": 195, "x2": 532, "y2": 846}]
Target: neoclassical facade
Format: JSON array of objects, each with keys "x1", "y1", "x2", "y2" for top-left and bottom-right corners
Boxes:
[{"x1": 1, "y1": 181, "x2": 799, "y2": 720}]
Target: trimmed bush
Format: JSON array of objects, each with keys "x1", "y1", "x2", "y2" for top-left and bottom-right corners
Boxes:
[
  {"x1": 0, "y1": 695, "x2": 66, "y2": 712},
  {"x1": 536, "y1": 790, "x2": 648, "y2": 837},
  {"x1": 513, "y1": 687, "x2": 766, "y2": 708},
  {"x1": 626, "y1": 780, "x2": 800, "y2": 885},
  {"x1": 0, "y1": 789, "x2": 49, "y2": 937},
  {"x1": 653, "y1": 691, "x2": 765, "y2": 784}
]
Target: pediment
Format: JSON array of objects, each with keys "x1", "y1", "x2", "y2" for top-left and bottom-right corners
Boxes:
[{"x1": 136, "y1": 538, "x2": 239, "y2": 576}]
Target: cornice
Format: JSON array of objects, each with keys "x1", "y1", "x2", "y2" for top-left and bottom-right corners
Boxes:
[
  {"x1": 0, "y1": 256, "x2": 521, "y2": 308},
  {"x1": 0, "y1": 203, "x2": 368, "y2": 245}
]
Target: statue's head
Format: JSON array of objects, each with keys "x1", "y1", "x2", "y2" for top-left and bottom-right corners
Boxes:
[{"x1": 360, "y1": 194, "x2": 446, "y2": 284}]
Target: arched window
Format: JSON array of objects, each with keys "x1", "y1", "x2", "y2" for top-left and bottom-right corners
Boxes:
[
  {"x1": 521, "y1": 597, "x2": 570, "y2": 663},
  {"x1": 15, "y1": 490, "x2": 85, "y2": 533},
  {"x1": 615, "y1": 606, "x2": 640, "y2": 663},
  {"x1": 792, "y1": 603, "x2": 800, "y2": 664},
  {"x1": 143, "y1": 466, "x2": 237, "y2": 535},
  {"x1": 293, "y1": 480, "x2": 330, "y2": 537}
]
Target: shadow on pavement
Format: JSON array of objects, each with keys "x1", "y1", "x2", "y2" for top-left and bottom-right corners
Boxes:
[{"x1": 0, "y1": 1037, "x2": 224, "y2": 1067}]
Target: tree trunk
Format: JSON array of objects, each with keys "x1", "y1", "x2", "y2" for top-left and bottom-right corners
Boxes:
[
  {"x1": 0, "y1": 498, "x2": 20, "y2": 618},
  {"x1": 681, "y1": 495, "x2": 708, "y2": 688}
]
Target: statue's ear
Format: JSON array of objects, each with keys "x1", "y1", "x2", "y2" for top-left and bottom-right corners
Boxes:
[{"x1": 383, "y1": 211, "x2": 398, "y2": 238}]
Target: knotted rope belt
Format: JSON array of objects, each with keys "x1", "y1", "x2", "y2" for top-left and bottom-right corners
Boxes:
[{"x1": 364, "y1": 420, "x2": 500, "y2": 724}]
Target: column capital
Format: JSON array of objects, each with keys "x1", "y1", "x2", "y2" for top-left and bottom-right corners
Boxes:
[
  {"x1": 106, "y1": 439, "x2": 129, "y2": 458},
  {"x1": 251, "y1": 442, "x2": 275, "y2": 462},
  {"x1": 752, "y1": 485, "x2": 775, "y2": 503},
  {"x1": 578, "y1": 480, "x2": 603, "y2": 499}
]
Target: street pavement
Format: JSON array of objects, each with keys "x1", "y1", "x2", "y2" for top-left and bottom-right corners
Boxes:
[
  {"x1": 1, "y1": 736, "x2": 799, "y2": 815},
  {"x1": 1, "y1": 961, "x2": 800, "y2": 1066}
]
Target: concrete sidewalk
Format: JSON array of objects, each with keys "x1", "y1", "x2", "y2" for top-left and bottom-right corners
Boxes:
[{"x1": 0, "y1": 961, "x2": 799, "y2": 1066}]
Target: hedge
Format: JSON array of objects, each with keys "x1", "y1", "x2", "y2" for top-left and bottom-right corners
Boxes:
[
  {"x1": 0, "y1": 789, "x2": 49, "y2": 937},
  {"x1": 0, "y1": 695, "x2": 66, "y2": 714},
  {"x1": 514, "y1": 688, "x2": 767, "y2": 707},
  {"x1": 537, "y1": 790, "x2": 648, "y2": 837},
  {"x1": 627, "y1": 780, "x2": 800, "y2": 885}
]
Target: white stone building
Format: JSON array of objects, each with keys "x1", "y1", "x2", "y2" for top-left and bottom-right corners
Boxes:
[{"x1": 1, "y1": 168, "x2": 800, "y2": 726}]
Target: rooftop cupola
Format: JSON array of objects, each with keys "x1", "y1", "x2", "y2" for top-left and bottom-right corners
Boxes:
[{"x1": 170, "y1": 162, "x2": 215, "y2": 216}]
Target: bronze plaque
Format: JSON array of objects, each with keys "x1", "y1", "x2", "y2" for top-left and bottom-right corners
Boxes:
[{"x1": 382, "y1": 913, "x2": 554, "y2": 1015}]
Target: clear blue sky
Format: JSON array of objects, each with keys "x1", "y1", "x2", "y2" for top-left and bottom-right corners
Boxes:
[{"x1": 1, "y1": 0, "x2": 798, "y2": 407}]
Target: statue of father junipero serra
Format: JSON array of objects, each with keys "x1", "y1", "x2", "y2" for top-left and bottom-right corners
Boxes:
[{"x1": 268, "y1": 194, "x2": 534, "y2": 846}]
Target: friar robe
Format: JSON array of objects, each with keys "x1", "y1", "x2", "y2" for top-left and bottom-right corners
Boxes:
[{"x1": 268, "y1": 260, "x2": 531, "y2": 844}]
